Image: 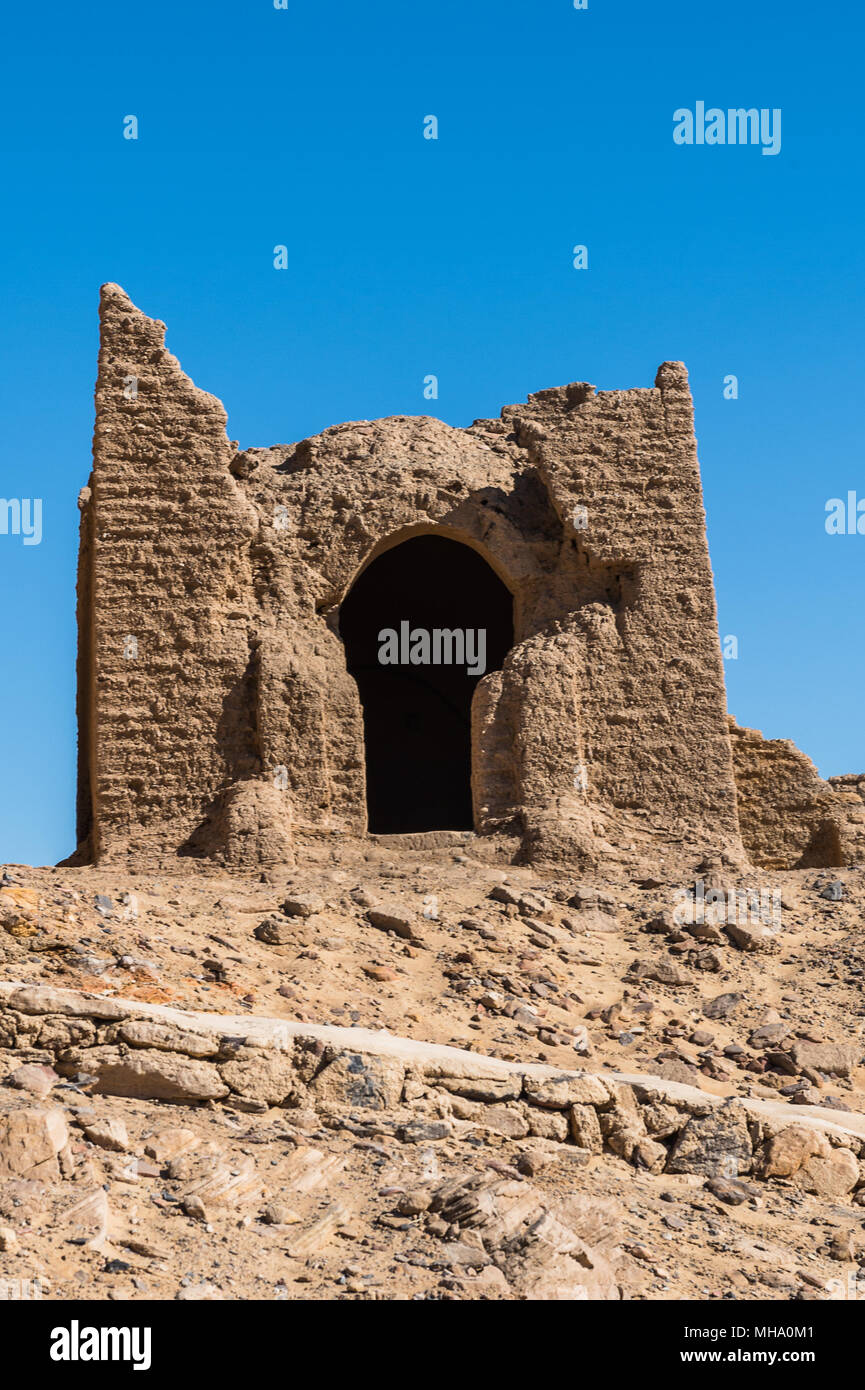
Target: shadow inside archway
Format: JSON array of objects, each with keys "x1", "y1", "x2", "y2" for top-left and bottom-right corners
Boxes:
[{"x1": 340, "y1": 534, "x2": 513, "y2": 833}]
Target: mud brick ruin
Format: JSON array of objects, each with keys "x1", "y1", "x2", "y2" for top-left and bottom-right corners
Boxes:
[{"x1": 69, "y1": 286, "x2": 865, "y2": 872}]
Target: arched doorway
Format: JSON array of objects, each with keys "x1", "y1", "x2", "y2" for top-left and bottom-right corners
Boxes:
[{"x1": 340, "y1": 534, "x2": 514, "y2": 833}]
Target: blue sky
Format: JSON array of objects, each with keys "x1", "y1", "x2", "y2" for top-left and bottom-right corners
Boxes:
[{"x1": 0, "y1": 0, "x2": 862, "y2": 865}]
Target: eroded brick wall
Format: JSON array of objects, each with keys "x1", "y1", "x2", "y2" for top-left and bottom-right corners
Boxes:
[
  {"x1": 74, "y1": 286, "x2": 753, "y2": 870},
  {"x1": 77, "y1": 285, "x2": 259, "y2": 863},
  {"x1": 508, "y1": 367, "x2": 741, "y2": 852},
  {"x1": 727, "y1": 719, "x2": 862, "y2": 869}
]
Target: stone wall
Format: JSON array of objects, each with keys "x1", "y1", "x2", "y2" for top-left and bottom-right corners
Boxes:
[{"x1": 2, "y1": 984, "x2": 864, "y2": 1198}]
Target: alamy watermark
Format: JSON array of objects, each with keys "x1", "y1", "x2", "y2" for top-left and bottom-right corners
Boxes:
[
  {"x1": 378, "y1": 622, "x2": 487, "y2": 676},
  {"x1": 825, "y1": 492, "x2": 865, "y2": 534},
  {"x1": 0, "y1": 1276, "x2": 43, "y2": 1300},
  {"x1": 0, "y1": 498, "x2": 42, "y2": 545},
  {"x1": 827, "y1": 1271, "x2": 865, "y2": 1301},
  {"x1": 50, "y1": 1321, "x2": 151, "y2": 1371},
  {"x1": 673, "y1": 103, "x2": 781, "y2": 157},
  {"x1": 673, "y1": 880, "x2": 782, "y2": 928}
]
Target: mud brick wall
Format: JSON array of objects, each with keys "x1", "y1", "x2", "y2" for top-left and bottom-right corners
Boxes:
[
  {"x1": 75, "y1": 286, "x2": 259, "y2": 865},
  {"x1": 728, "y1": 719, "x2": 864, "y2": 870},
  {"x1": 71, "y1": 286, "x2": 757, "y2": 871},
  {"x1": 504, "y1": 367, "x2": 740, "y2": 853},
  {"x1": 75, "y1": 286, "x2": 862, "y2": 873}
]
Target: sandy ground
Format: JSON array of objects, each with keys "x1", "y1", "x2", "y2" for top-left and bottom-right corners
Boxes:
[{"x1": 1, "y1": 837, "x2": 863, "y2": 1301}]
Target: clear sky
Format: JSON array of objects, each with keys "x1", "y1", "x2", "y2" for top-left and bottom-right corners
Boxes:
[{"x1": 0, "y1": 0, "x2": 862, "y2": 866}]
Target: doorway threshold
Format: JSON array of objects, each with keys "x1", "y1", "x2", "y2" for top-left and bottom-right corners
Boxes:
[{"x1": 367, "y1": 829, "x2": 476, "y2": 851}]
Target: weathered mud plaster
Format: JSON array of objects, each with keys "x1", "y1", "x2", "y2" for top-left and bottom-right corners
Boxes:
[
  {"x1": 69, "y1": 286, "x2": 857, "y2": 872},
  {"x1": 728, "y1": 719, "x2": 865, "y2": 870}
]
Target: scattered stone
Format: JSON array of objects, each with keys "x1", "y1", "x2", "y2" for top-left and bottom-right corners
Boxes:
[
  {"x1": 764, "y1": 1049, "x2": 798, "y2": 1076},
  {"x1": 81, "y1": 1117, "x2": 130, "y2": 1153},
  {"x1": 397, "y1": 1121, "x2": 452, "y2": 1143},
  {"x1": 144, "y1": 1128, "x2": 201, "y2": 1164},
  {"x1": 666, "y1": 1101, "x2": 752, "y2": 1177},
  {"x1": 362, "y1": 965, "x2": 400, "y2": 983},
  {"x1": 795, "y1": 1146, "x2": 860, "y2": 1199},
  {"x1": 629, "y1": 959, "x2": 691, "y2": 987},
  {"x1": 759, "y1": 1125, "x2": 830, "y2": 1178},
  {"x1": 790, "y1": 1041, "x2": 859, "y2": 1079},
  {"x1": 275, "y1": 1146, "x2": 346, "y2": 1195},
  {"x1": 428, "y1": 1171, "x2": 621, "y2": 1298},
  {"x1": 366, "y1": 907, "x2": 422, "y2": 941},
  {"x1": 261, "y1": 1202, "x2": 301, "y2": 1226},
  {"x1": 254, "y1": 917, "x2": 295, "y2": 946},
  {"x1": 683, "y1": 920, "x2": 726, "y2": 945},
  {"x1": 0, "y1": 1227, "x2": 20, "y2": 1253},
  {"x1": 65, "y1": 1188, "x2": 111, "y2": 1250},
  {"x1": 702, "y1": 992, "x2": 744, "y2": 1020},
  {"x1": 395, "y1": 1188, "x2": 433, "y2": 1215},
  {"x1": 569, "y1": 1103, "x2": 603, "y2": 1153},
  {"x1": 281, "y1": 894, "x2": 325, "y2": 918},
  {"x1": 488, "y1": 885, "x2": 520, "y2": 907},
  {"x1": 2, "y1": 942, "x2": 865, "y2": 1304},
  {"x1": 176, "y1": 1281, "x2": 223, "y2": 1301},
  {"x1": 8, "y1": 1063, "x2": 58, "y2": 1100},
  {"x1": 0, "y1": 1107, "x2": 69, "y2": 1180},
  {"x1": 656, "y1": 1059, "x2": 700, "y2": 1085},
  {"x1": 579, "y1": 909, "x2": 620, "y2": 934},
  {"x1": 181, "y1": 1154, "x2": 262, "y2": 1217},
  {"x1": 820, "y1": 1095, "x2": 852, "y2": 1112},
  {"x1": 748, "y1": 1023, "x2": 791, "y2": 1047},
  {"x1": 310, "y1": 1050, "x2": 405, "y2": 1111},
  {"x1": 286, "y1": 1202, "x2": 351, "y2": 1258},
  {"x1": 523, "y1": 1073, "x2": 609, "y2": 1110},
  {"x1": 694, "y1": 949, "x2": 723, "y2": 972},
  {"x1": 724, "y1": 922, "x2": 780, "y2": 952},
  {"x1": 514, "y1": 1148, "x2": 549, "y2": 1177},
  {"x1": 828, "y1": 1230, "x2": 856, "y2": 1261},
  {"x1": 134, "y1": 1159, "x2": 161, "y2": 1178},
  {"x1": 705, "y1": 1176, "x2": 758, "y2": 1206}
]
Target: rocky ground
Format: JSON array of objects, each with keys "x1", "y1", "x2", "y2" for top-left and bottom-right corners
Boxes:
[{"x1": 1, "y1": 836, "x2": 864, "y2": 1302}]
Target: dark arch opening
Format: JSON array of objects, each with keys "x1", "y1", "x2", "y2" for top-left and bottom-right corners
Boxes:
[{"x1": 340, "y1": 534, "x2": 514, "y2": 833}]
